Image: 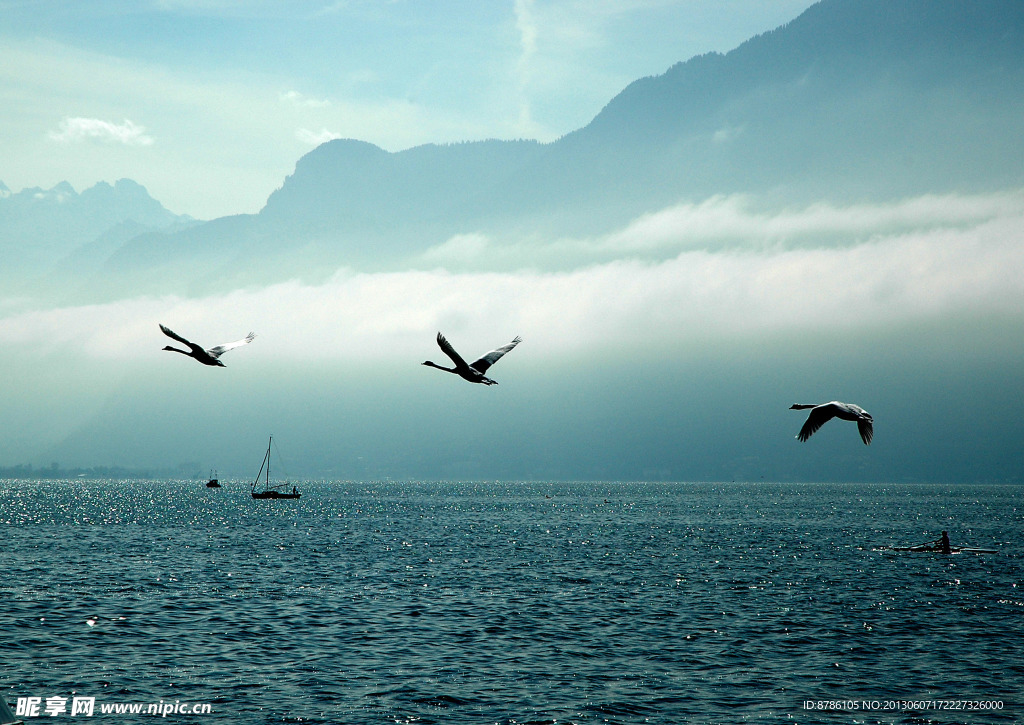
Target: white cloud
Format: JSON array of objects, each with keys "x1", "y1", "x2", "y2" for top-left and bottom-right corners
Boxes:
[
  {"x1": 515, "y1": 0, "x2": 539, "y2": 63},
  {"x1": 419, "y1": 233, "x2": 491, "y2": 266},
  {"x1": 2, "y1": 193, "x2": 1022, "y2": 369},
  {"x1": 296, "y1": 127, "x2": 342, "y2": 145},
  {"x1": 604, "y1": 192, "x2": 1024, "y2": 253},
  {"x1": 280, "y1": 90, "x2": 332, "y2": 109},
  {"x1": 712, "y1": 125, "x2": 743, "y2": 144},
  {"x1": 514, "y1": 0, "x2": 539, "y2": 130},
  {"x1": 415, "y1": 191, "x2": 1024, "y2": 274},
  {"x1": 48, "y1": 117, "x2": 154, "y2": 146}
]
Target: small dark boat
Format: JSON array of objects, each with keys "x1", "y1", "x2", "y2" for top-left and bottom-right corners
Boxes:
[
  {"x1": 884, "y1": 545, "x2": 997, "y2": 554},
  {"x1": 251, "y1": 436, "x2": 300, "y2": 500},
  {"x1": 879, "y1": 533, "x2": 996, "y2": 554},
  {"x1": 877, "y1": 530, "x2": 999, "y2": 554},
  {"x1": 206, "y1": 470, "x2": 221, "y2": 488}
]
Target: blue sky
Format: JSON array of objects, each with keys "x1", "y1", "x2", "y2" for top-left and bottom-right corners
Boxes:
[{"x1": 1, "y1": 0, "x2": 814, "y2": 218}]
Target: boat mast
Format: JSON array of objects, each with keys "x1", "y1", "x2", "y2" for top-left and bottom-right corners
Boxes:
[
  {"x1": 252, "y1": 438, "x2": 271, "y2": 494},
  {"x1": 267, "y1": 435, "x2": 272, "y2": 490}
]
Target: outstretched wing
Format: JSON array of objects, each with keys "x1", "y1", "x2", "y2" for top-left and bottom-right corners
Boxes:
[
  {"x1": 159, "y1": 324, "x2": 205, "y2": 355},
  {"x1": 797, "y1": 404, "x2": 837, "y2": 442},
  {"x1": 435, "y1": 332, "x2": 470, "y2": 371},
  {"x1": 207, "y1": 332, "x2": 256, "y2": 359},
  {"x1": 471, "y1": 336, "x2": 522, "y2": 373},
  {"x1": 858, "y1": 418, "x2": 873, "y2": 445}
]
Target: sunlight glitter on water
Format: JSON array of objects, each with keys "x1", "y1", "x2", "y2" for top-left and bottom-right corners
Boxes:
[{"x1": 3, "y1": 480, "x2": 1022, "y2": 724}]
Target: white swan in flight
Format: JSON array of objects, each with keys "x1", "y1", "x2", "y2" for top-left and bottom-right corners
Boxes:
[
  {"x1": 790, "y1": 401, "x2": 873, "y2": 445},
  {"x1": 159, "y1": 324, "x2": 255, "y2": 367},
  {"x1": 422, "y1": 332, "x2": 521, "y2": 385}
]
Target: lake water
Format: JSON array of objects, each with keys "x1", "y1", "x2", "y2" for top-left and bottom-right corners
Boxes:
[{"x1": 2, "y1": 480, "x2": 1022, "y2": 724}]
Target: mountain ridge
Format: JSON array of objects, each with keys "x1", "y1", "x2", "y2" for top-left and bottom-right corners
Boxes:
[
  {"x1": 15, "y1": 0, "x2": 1024, "y2": 300},
  {"x1": 0, "y1": 178, "x2": 193, "y2": 275}
]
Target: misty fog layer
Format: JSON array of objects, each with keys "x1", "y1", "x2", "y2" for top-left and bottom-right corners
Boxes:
[{"x1": 2, "y1": 190, "x2": 1021, "y2": 481}]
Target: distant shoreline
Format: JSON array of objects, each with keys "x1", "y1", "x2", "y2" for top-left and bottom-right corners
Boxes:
[{"x1": 0, "y1": 464, "x2": 201, "y2": 480}]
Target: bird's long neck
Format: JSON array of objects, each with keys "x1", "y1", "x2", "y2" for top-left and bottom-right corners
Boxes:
[
  {"x1": 163, "y1": 346, "x2": 192, "y2": 356},
  {"x1": 790, "y1": 404, "x2": 817, "y2": 410},
  {"x1": 423, "y1": 361, "x2": 456, "y2": 374}
]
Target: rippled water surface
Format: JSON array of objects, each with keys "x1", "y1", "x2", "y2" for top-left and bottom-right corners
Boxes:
[{"x1": 2, "y1": 480, "x2": 1022, "y2": 724}]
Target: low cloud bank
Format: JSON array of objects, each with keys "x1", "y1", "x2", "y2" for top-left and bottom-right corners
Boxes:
[
  {"x1": 2, "y1": 190, "x2": 1022, "y2": 365},
  {"x1": 422, "y1": 190, "x2": 1024, "y2": 268}
]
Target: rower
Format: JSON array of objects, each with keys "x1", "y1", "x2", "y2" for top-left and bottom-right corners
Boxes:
[{"x1": 938, "y1": 530, "x2": 951, "y2": 554}]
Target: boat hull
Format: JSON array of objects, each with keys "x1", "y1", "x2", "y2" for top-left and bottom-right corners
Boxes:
[
  {"x1": 883, "y1": 546, "x2": 996, "y2": 554},
  {"x1": 251, "y1": 490, "x2": 300, "y2": 500}
]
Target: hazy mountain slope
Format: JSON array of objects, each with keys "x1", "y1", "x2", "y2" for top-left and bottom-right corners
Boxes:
[
  {"x1": 521, "y1": 0, "x2": 1024, "y2": 223},
  {"x1": 100, "y1": 0, "x2": 1024, "y2": 296},
  {"x1": 266, "y1": 0, "x2": 1024, "y2": 234},
  {"x1": 260, "y1": 138, "x2": 544, "y2": 243},
  {"x1": 0, "y1": 179, "x2": 189, "y2": 271}
]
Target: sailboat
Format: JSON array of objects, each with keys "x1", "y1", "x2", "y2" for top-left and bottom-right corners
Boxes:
[
  {"x1": 206, "y1": 469, "x2": 221, "y2": 488},
  {"x1": 251, "y1": 436, "x2": 300, "y2": 500}
]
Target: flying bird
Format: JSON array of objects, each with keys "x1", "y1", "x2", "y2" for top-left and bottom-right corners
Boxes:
[
  {"x1": 422, "y1": 332, "x2": 521, "y2": 385},
  {"x1": 790, "y1": 401, "x2": 873, "y2": 445},
  {"x1": 159, "y1": 324, "x2": 255, "y2": 367}
]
